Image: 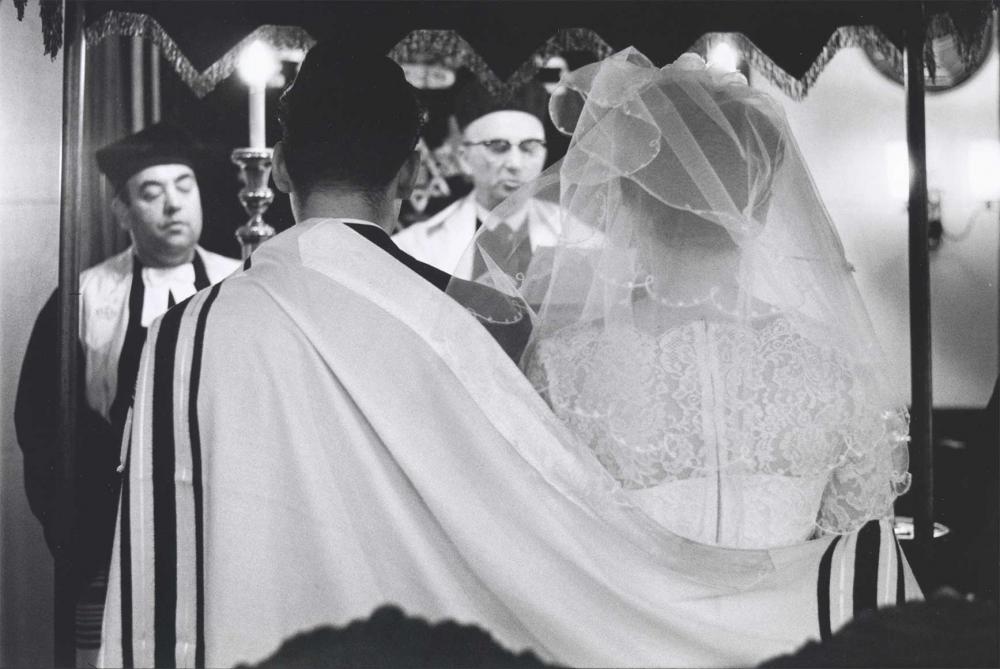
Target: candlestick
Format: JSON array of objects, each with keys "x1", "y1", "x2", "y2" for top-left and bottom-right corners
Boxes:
[
  {"x1": 249, "y1": 86, "x2": 266, "y2": 149},
  {"x1": 231, "y1": 147, "x2": 275, "y2": 260}
]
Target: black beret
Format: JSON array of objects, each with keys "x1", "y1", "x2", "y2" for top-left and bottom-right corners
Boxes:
[
  {"x1": 96, "y1": 123, "x2": 201, "y2": 193},
  {"x1": 453, "y1": 78, "x2": 548, "y2": 130}
]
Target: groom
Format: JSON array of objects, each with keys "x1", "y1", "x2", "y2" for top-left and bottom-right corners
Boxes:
[{"x1": 97, "y1": 43, "x2": 541, "y2": 668}]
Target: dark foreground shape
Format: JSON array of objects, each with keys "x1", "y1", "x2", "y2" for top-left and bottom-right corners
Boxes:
[
  {"x1": 759, "y1": 594, "x2": 999, "y2": 668},
  {"x1": 237, "y1": 605, "x2": 554, "y2": 669}
]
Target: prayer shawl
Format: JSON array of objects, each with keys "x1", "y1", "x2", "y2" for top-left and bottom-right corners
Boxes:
[{"x1": 99, "y1": 219, "x2": 921, "y2": 668}]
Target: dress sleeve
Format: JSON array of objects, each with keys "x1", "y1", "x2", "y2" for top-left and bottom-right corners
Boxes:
[{"x1": 815, "y1": 358, "x2": 911, "y2": 535}]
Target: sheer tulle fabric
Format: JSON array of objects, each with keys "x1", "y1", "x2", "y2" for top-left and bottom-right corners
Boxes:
[{"x1": 446, "y1": 47, "x2": 910, "y2": 547}]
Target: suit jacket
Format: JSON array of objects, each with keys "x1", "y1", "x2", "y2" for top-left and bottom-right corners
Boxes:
[
  {"x1": 392, "y1": 193, "x2": 563, "y2": 280},
  {"x1": 342, "y1": 220, "x2": 532, "y2": 363}
]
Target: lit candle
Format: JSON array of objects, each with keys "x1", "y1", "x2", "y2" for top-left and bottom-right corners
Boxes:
[
  {"x1": 237, "y1": 41, "x2": 278, "y2": 149},
  {"x1": 249, "y1": 85, "x2": 266, "y2": 149}
]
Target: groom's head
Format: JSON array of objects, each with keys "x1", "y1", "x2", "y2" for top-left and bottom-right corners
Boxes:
[{"x1": 274, "y1": 43, "x2": 425, "y2": 205}]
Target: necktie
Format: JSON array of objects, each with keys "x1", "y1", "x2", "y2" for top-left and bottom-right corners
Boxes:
[{"x1": 474, "y1": 221, "x2": 533, "y2": 281}]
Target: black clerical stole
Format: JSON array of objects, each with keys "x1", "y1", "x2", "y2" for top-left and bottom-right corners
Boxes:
[{"x1": 108, "y1": 253, "x2": 209, "y2": 434}]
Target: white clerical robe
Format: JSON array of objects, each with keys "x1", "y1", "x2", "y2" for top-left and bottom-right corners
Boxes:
[
  {"x1": 79, "y1": 245, "x2": 239, "y2": 422},
  {"x1": 99, "y1": 219, "x2": 920, "y2": 669}
]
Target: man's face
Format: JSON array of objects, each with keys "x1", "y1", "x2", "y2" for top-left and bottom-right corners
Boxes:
[
  {"x1": 459, "y1": 111, "x2": 547, "y2": 210},
  {"x1": 119, "y1": 164, "x2": 203, "y2": 263}
]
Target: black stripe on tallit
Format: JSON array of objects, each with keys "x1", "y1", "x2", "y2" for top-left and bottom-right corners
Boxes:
[
  {"x1": 188, "y1": 284, "x2": 221, "y2": 667},
  {"x1": 109, "y1": 257, "x2": 147, "y2": 436},
  {"x1": 152, "y1": 301, "x2": 186, "y2": 668},
  {"x1": 817, "y1": 534, "x2": 842, "y2": 641},
  {"x1": 894, "y1": 533, "x2": 906, "y2": 604},
  {"x1": 119, "y1": 424, "x2": 134, "y2": 668},
  {"x1": 853, "y1": 520, "x2": 881, "y2": 616},
  {"x1": 243, "y1": 255, "x2": 252, "y2": 271}
]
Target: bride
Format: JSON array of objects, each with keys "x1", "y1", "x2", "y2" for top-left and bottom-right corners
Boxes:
[{"x1": 458, "y1": 47, "x2": 912, "y2": 550}]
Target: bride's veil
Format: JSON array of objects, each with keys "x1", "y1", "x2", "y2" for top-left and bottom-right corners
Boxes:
[{"x1": 445, "y1": 47, "x2": 911, "y2": 537}]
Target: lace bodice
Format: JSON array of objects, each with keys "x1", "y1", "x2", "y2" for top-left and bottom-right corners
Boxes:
[{"x1": 525, "y1": 316, "x2": 896, "y2": 549}]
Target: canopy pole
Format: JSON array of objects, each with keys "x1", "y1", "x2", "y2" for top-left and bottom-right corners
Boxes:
[
  {"x1": 56, "y1": 0, "x2": 86, "y2": 665},
  {"x1": 904, "y1": 1, "x2": 934, "y2": 585}
]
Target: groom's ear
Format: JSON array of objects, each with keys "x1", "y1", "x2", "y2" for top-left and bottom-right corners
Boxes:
[
  {"x1": 393, "y1": 150, "x2": 421, "y2": 200},
  {"x1": 272, "y1": 141, "x2": 293, "y2": 194}
]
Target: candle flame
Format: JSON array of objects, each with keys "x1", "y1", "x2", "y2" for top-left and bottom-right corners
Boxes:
[{"x1": 238, "y1": 41, "x2": 280, "y2": 88}]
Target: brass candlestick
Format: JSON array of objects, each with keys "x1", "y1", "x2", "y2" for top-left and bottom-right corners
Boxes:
[{"x1": 231, "y1": 147, "x2": 276, "y2": 260}]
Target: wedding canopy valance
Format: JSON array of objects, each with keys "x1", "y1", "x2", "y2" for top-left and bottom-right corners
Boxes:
[{"x1": 14, "y1": 0, "x2": 997, "y2": 99}]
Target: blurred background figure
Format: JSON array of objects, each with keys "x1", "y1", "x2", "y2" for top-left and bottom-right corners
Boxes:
[
  {"x1": 14, "y1": 122, "x2": 239, "y2": 667},
  {"x1": 393, "y1": 80, "x2": 559, "y2": 279}
]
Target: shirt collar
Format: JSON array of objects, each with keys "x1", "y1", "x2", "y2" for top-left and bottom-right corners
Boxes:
[
  {"x1": 477, "y1": 197, "x2": 560, "y2": 239},
  {"x1": 334, "y1": 218, "x2": 384, "y2": 231}
]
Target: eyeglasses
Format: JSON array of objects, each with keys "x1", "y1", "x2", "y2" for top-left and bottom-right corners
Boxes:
[{"x1": 463, "y1": 139, "x2": 547, "y2": 156}]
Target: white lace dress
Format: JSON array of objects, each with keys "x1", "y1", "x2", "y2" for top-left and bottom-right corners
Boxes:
[{"x1": 525, "y1": 315, "x2": 872, "y2": 549}]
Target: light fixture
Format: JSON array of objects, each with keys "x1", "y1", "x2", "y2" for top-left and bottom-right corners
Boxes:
[
  {"x1": 400, "y1": 63, "x2": 456, "y2": 90},
  {"x1": 707, "y1": 40, "x2": 740, "y2": 73},
  {"x1": 885, "y1": 141, "x2": 947, "y2": 250},
  {"x1": 884, "y1": 140, "x2": 1000, "y2": 250}
]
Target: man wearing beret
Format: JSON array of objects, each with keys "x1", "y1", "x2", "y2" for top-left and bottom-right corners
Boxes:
[
  {"x1": 14, "y1": 122, "x2": 239, "y2": 662},
  {"x1": 393, "y1": 80, "x2": 562, "y2": 280}
]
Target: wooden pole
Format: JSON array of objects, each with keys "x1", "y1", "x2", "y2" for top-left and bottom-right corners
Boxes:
[
  {"x1": 131, "y1": 35, "x2": 144, "y2": 131},
  {"x1": 56, "y1": 0, "x2": 86, "y2": 664},
  {"x1": 904, "y1": 1, "x2": 934, "y2": 585},
  {"x1": 151, "y1": 45, "x2": 162, "y2": 123}
]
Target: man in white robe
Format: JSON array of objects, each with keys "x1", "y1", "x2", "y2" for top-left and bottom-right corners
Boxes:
[
  {"x1": 99, "y1": 46, "x2": 920, "y2": 669},
  {"x1": 15, "y1": 123, "x2": 238, "y2": 661}
]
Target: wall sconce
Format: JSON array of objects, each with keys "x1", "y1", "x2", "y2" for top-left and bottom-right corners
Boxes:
[
  {"x1": 927, "y1": 189, "x2": 944, "y2": 250},
  {"x1": 886, "y1": 139, "x2": 999, "y2": 251},
  {"x1": 885, "y1": 141, "x2": 945, "y2": 250}
]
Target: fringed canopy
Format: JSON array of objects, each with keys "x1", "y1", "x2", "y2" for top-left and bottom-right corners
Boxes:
[{"x1": 10, "y1": 0, "x2": 997, "y2": 100}]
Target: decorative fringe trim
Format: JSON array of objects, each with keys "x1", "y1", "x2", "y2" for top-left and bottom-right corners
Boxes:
[
  {"x1": 11, "y1": 0, "x2": 60, "y2": 58},
  {"x1": 83, "y1": 9, "x2": 993, "y2": 101},
  {"x1": 388, "y1": 28, "x2": 615, "y2": 101},
  {"x1": 39, "y1": 0, "x2": 61, "y2": 59},
  {"x1": 85, "y1": 12, "x2": 316, "y2": 98},
  {"x1": 691, "y1": 26, "x2": 905, "y2": 101}
]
